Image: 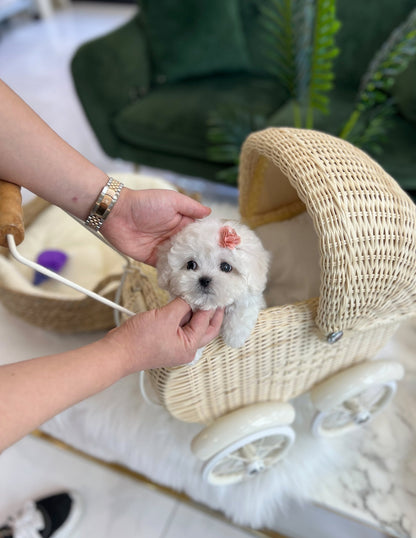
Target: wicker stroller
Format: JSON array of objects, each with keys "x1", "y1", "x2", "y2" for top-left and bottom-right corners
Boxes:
[
  {"x1": 1, "y1": 128, "x2": 415, "y2": 486},
  {"x1": 120, "y1": 128, "x2": 416, "y2": 485}
]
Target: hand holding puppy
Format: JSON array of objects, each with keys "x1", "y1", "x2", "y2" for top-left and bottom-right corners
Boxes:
[
  {"x1": 105, "y1": 298, "x2": 224, "y2": 372},
  {"x1": 101, "y1": 188, "x2": 212, "y2": 266}
]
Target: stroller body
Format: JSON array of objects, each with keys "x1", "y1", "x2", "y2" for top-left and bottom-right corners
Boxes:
[{"x1": 121, "y1": 128, "x2": 416, "y2": 485}]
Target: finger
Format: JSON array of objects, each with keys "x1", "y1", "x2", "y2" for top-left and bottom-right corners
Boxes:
[
  {"x1": 184, "y1": 308, "x2": 224, "y2": 348},
  {"x1": 162, "y1": 297, "x2": 192, "y2": 322},
  {"x1": 211, "y1": 307, "x2": 225, "y2": 330},
  {"x1": 180, "y1": 309, "x2": 192, "y2": 327},
  {"x1": 174, "y1": 192, "x2": 211, "y2": 219},
  {"x1": 181, "y1": 309, "x2": 211, "y2": 344},
  {"x1": 198, "y1": 308, "x2": 224, "y2": 347}
]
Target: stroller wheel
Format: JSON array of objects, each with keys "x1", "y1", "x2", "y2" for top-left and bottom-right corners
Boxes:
[
  {"x1": 191, "y1": 402, "x2": 295, "y2": 485},
  {"x1": 310, "y1": 360, "x2": 404, "y2": 437},
  {"x1": 201, "y1": 426, "x2": 295, "y2": 485}
]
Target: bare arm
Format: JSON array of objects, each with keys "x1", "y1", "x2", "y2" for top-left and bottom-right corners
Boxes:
[
  {"x1": 0, "y1": 79, "x2": 211, "y2": 265},
  {"x1": 0, "y1": 299, "x2": 223, "y2": 452},
  {"x1": 0, "y1": 79, "x2": 108, "y2": 219}
]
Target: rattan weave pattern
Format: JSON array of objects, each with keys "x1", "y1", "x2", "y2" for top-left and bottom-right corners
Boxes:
[
  {"x1": 150, "y1": 302, "x2": 399, "y2": 424},
  {"x1": 0, "y1": 197, "x2": 119, "y2": 332},
  {"x1": 0, "y1": 275, "x2": 119, "y2": 332},
  {"x1": 239, "y1": 128, "x2": 416, "y2": 335},
  {"x1": 120, "y1": 260, "x2": 169, "y2": 314}
]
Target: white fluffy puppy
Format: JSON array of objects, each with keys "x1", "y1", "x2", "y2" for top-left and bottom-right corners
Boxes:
[{"x1": 157, "y1": 217, "x2": 270, "y2": 349}]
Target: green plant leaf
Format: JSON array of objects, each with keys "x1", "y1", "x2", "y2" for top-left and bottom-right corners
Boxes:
[
  {"x1": 206, "y1": 107, "x2": 267, "y2": 183},
  {"x1": 206, "y1": 107, "x2": 267, "y2": 167},
  {"x1": 258, "y1": 0, "x2": 320, "y2": 113},
  {"x1": 358, "y1": 11, "x2": 416, "y2": 106},
  {"x1": 307, "y1": 0, "x2": 340, "y2": 127},
  {"x1": 340, "y1": 8, "x2": 416, "y2": 140},
  {"x1": 347, "y1": 101, "x2": 397, "y2": 156},
  {"x1": 215, "y1": 165, "x2": 240, "y2": 185},
  {"x1": 259, "y1": 0, "x2": 298, "y2": 96}
]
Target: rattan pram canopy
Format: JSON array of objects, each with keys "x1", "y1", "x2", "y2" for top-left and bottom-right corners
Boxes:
[{"x1": 239, "y1": 128, "x2": 416, "y2": 336}]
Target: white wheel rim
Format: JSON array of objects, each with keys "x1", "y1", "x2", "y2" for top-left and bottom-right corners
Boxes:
[
  {"x1": 312, "y1": 381, "x2": 397, "y2": 437},
  {"x1": 202, "y1": 426, "x2": 295, "y2": 486}
]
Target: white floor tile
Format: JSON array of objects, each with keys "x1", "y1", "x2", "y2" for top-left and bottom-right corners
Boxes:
[
  {"x1": 164, "y1": 504, "x2": 255, "y2": 538},
  {"x1": 0, "y1": 435, "x2": 177, "y2": 538}
]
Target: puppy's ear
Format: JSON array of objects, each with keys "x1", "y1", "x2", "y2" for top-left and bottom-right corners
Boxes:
[
  {"x1": 245, "y1": 246, "x2": 271, "y2": 295},
  {"x1": 156, "y1": 239, "x2": 172, "y2": 290}
]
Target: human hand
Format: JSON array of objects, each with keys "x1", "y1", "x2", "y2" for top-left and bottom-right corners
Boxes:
[
  {"x1": 101, "y1": 188, "x2": 211, "y2": 266},
  {"x1": 105, "y1": 298, "x2": 224, "y2": 374}
]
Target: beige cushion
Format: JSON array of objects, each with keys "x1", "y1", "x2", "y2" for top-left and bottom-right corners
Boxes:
[{"x1": 256, "y1": 212, "x2": 320, "y2": 307}]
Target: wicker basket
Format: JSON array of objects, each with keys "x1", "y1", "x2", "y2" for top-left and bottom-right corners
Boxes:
[
  {"x1": 120, "y1": 128, "x2": 416, "y2": 426},
  {"x1": 0, "y1": 173, "x2": 201, "y2": 333},
  {"x1": 0, "y1": 197, "x2": 120, "y2": 333}
]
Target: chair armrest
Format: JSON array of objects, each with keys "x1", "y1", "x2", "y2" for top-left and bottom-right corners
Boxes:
[{"x1": 71, "y1": 14, "x2": 150, "y2": 156}]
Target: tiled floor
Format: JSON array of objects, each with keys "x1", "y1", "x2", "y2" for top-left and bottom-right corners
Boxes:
[{"x1": 0, "y1": 435, "x2": 254, "y2": 538}]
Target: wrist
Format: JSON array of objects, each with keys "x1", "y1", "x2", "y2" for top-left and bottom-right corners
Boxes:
[
  {"x1": 102, "y1": 323, "x2": 138, "y2": 377},
  {"x1": 85, "y1": 177, "x2": 125, "y2": 233},
  {"x1": 100, "y1": 185, "x2": 132, "y2": 232},
  {"x1": 90, "y1": 332, "x2": 132, "y2": 381}
]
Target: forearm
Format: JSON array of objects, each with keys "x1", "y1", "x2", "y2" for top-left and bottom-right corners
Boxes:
[
  {"x1": 0, "y1": 299, "x2": 223, "y2": 451},
  {"x1": 0, "y1": 79, "x2": 108, "y2": 219},
  {"x1": 0, "y1": 338, "x2": 126, "y2": 452}
]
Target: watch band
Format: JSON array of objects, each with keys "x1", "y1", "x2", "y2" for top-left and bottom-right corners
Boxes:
[{"x1": 85, "y1": 177, "x2": 124, "y2": 232}]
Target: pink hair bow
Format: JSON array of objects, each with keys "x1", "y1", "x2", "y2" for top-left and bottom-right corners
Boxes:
[{"x1": 219, "y1": 225, "x2": 241, "y2": 250}]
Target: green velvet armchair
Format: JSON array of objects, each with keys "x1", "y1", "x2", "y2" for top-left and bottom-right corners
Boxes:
[{"x1": 71, "y1": 0, "x2": 416, "y2": 196}]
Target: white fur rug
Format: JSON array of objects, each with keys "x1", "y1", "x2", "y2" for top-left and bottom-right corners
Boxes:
[{"x1": 41, "y1": 378, "x2": 359, "y2": 529}]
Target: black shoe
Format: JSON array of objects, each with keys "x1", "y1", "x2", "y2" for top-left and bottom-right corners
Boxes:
[{"x1": 0, "y1": 491, "x2": 82, "y2": 538}]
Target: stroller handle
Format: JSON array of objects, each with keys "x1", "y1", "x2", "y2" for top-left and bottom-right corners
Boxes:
[{"x1": 0, "y1": 180, "x2": 25, "y2": 248}]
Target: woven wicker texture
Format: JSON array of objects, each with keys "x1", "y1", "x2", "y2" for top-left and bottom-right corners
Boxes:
[
  {"x1": 239, "y1": 128, "x2": 416, "y2": 335},
  {"x1": 0, "y1": 179, "x2": 198, "y2": 333},
  {"x1": 121, "y1": 128, "x2": 415, "y2": 425},
  {"x1": 150, "y1": 301, "x2": 399, "y2": 424},
  {"x1": 119, "y1": 260, "x2": 170, "y2": 315},
  {"x1": 0, "y1": 197, "x2": 119, "y2": 333}
]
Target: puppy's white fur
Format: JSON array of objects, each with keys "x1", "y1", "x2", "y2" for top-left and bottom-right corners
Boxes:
[{"x1": 157, "y1": 217, "x2": 270, "y2": 349}]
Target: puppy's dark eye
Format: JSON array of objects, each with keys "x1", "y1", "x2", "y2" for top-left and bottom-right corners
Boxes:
[
  {"x1": 220, "y1": 262, "x2": 232, "y2": 273},
  {"x1": 187, "y1": 260, "x2": 198, "y2": 271}
]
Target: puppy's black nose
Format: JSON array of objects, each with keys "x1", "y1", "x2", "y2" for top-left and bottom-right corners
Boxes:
[{"x1": 199, "y1": 276, "x2": 211, "y2": 288}]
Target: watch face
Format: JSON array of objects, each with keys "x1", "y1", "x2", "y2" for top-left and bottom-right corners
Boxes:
[
  {"x1": 86, "y1": 179, "x2": 123, "y2": 230},
  {"x1": 97, "y1": 194, "x2": 112, "y2": 216}
]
